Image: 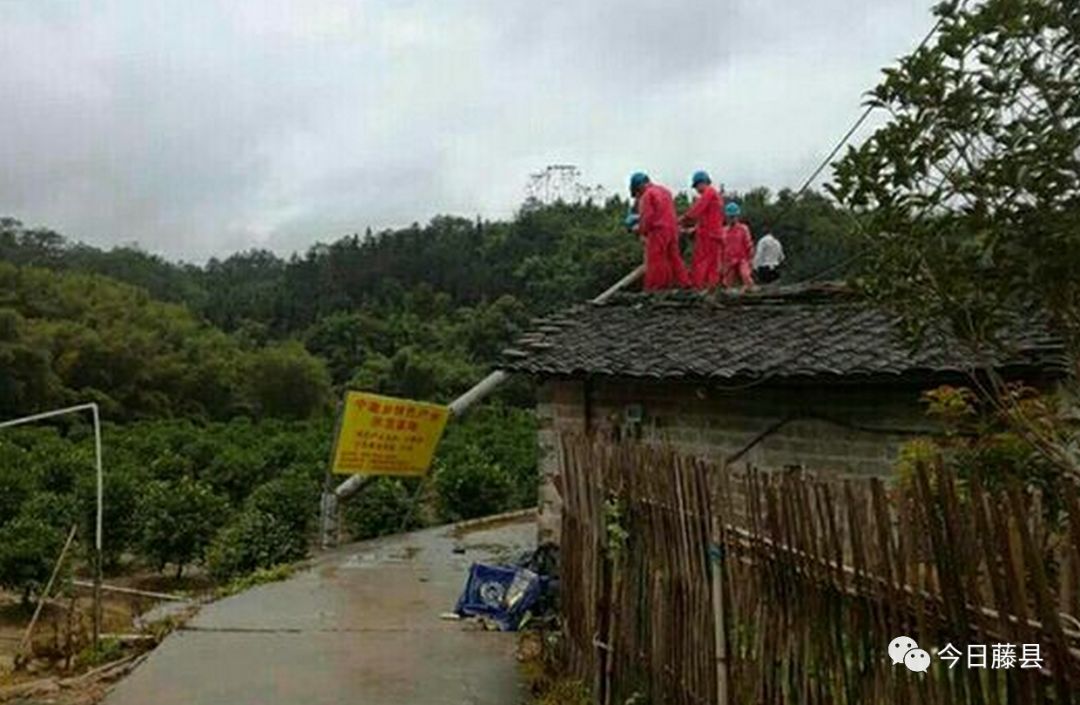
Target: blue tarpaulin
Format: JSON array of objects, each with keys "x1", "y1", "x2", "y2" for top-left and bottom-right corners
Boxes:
[{"x1": 454, "y1": 563, "x2": 542, "y2": 631}]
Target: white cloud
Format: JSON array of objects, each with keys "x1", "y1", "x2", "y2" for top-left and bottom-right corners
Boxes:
[{"x1": 0, "y1": 0, "x2": 937, "y2": 261}]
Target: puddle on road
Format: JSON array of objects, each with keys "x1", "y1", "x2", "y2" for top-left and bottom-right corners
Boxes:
[
  {"x1": 340, "y1": 544, "x2": 424, "y2": 569},
  {"x1": 454, "y1": 542, "x2": 517, "y2": 564}
]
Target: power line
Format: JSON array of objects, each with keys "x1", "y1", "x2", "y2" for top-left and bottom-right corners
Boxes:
[
  {"x1": 783, "y1": 7, "x2": 964, "y2": 285},
  {"x1": 781, "y1": 12, "x2": 949, "y2": 207},
  {"x1": 713, "y1": 9, "x2": 954, "y2": 397}
]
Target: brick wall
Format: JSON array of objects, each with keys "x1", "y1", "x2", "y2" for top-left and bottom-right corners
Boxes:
[{"x1": 536, "y1": 377, "x2": 937, "y2": 544}]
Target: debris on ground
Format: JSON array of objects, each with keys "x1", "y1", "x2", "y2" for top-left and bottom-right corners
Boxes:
[
  {"x1": 454, "y1": 563, "x2": 541, "y2": 631},
  {"x1": 0, "y1": 652, "x2": 150, "y2": 704},
  {"x1": 452, "y1": 545, "x2": 559, "y2": 632}
]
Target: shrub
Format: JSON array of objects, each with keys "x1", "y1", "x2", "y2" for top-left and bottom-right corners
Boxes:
[
  {"x1": 343, "y1": 477, "x2": 423, "y2": 540},
  {"x1": 245, "y1": 342, "x2": 331, "y2": 419},
  {"x1": 0, "y1": 516, "x2": 65, "y2": 605},
  {"x1": 433, "y1": 445, "x2": 513, "y2": 522},
  {"x1": 76, "y1": 460, "x2": 144, "y2": 569},
  {"x1": 438, "y1": 405, "x2": 537, "y2": 508},
  {"x1": 137, "y1": 477, "x2": 228, "y2": 578},
  {"x1": 206, "y1": 509, "x2": 306, "y2": 581},
  {"x1": 28, "y1": 439, "x2": 89, "y2": 495},
  {"x1": 18, "y1": 491, "x2": 77, "y2": 532},
  {"x1": 0, "y1": 442, "x2": 37, "y2": 526},
  {"x1": 895, "y1": 384, "x2": 1069, "y2": 523},
  {"x1": 203, "y1": 445, "x2": 275, "y2": 506},
  {"x1": 245, "y1": 471, "x2": 320, "y2": 537},
  {"x1": 205, "y1": 470, "x2": 320, "y2": 581}
]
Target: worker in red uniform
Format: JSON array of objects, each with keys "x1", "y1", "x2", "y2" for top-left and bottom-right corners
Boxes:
[
  {"x1": 680, "y1": 170, "x2": 724, "y2": 289},
  {"x1": 721, "y1": 202, "x2": 755, "y2": 292},
  {"x1": 629, "y1": 172, "x2": 689, "y2": 290}
]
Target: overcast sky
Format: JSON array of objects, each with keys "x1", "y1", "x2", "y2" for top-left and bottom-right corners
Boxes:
[{"x1": 1, "y1": 0, "x2": 936, "y2": 262}]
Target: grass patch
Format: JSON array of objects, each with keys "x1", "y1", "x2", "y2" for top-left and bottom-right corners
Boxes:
[
  {"x1": 518, "y1": 630, "x2": 592, "y2": 705},
  {"x1": 533, "y1": 678, "x2": 591, "y2": 705},
  {"x1": 214, "y1": 564, "x2": 296, "y2": 598},
  {"x1": 76, "y1": 638, "x2": 125, "y2": 669}
]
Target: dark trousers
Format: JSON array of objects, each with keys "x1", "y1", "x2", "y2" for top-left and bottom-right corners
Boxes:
[{"x1": 756, "y1": 266, "x2": 780, "y2": 283}]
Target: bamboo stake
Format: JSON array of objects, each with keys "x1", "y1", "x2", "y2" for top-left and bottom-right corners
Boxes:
[
  {"x1": 70, "y1": 580, "x2": 192, "y2": 602},
  {"x1": 18, "y1": 524, "x2": 79, "y2": 659}
]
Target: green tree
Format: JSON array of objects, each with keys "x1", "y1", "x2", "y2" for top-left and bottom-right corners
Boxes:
[
  {"x1": 76, "y1": 460, "x2": 144, "y2": 569},
  {"x1": 244, "y1": 470, "x2": 320, "y2": 538},
  {"x1": 204, "y1": 469, "x2": 319, "y2": 580},
  {"x1": 829, "y1": 0, "x2": 1080, "y2": 473},
  {"x1": 18, "y1": 492, "x2": 77, "y2": 533},
  {"x1": 0, "y1": 308, "x2": 58, "y2": 416},
  {"x1": 137, "y1": 477, "x2": 228, "y2": 578},
  {"x1": 303, "y1": 311, "x2": 383, "y2": 385},
  {"x1": 349, "y1": 346, "x2": 480, "y2": 403},
  {"x1": 343, "y1": 477, "x2": 423, "y2": 540},
  {"x1": 437, "y1": 404, "x2": 538, "y2": 507},
  {"x1": 0, "y1": 447, "x2": 36, "y2": 526},
  {"x1": 245, "y1": 342, "x2": 331, "y2": 419},
  {"x1": 433, "y1": 444, "x2": 514, "y2": 522},
  {"x1": 205, "y1": 509, "x2": 303, "y2": 581},
  {"x1": 0, "y1": 516, "x2": 65, "y2": 605}
]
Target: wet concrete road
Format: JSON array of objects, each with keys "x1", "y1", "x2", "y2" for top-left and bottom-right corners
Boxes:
[{"x1": 105, "y1": 517, "x2": 535, "y2": 705}]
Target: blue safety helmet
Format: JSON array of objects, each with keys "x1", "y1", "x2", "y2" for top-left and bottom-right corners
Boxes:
[
  {"x1": 691, "y1": 170, "x2": 711, "y2": 187},
  {"x1": 725, "y1": 202, "x2": 741, "y2": 218},
  {"x1": 629, "y1": 172, "x2": 649, "y2": 194}
]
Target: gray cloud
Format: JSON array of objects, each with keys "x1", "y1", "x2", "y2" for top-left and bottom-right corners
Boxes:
[{"x1": 0, "y1": 0, "x2": 936, "y2": 261}]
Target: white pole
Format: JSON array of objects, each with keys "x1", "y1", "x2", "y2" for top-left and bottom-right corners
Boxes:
[
  {"x1": 0, "y1": 403, "x2": 98, "y2": 430},
  {"x1": 91, "y1": 403, "x2": 103, "y2": 650},
  {"x1": 446, "y1": 370, "x2": 510, "y2": 417},
  {"x1": 330, "y1": 265, "x2": 645, "y2": 505},
  {"x1": 591, "y1": 264, "x2": 644, "y2": 305},
  {"x1": 92, "y1": 404, "x2": 102, "y2": 555}
]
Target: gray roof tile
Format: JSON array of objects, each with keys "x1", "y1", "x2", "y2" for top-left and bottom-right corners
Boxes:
[{"x1": 501, "y1": 285, "x2": 1067, "y2": 382}]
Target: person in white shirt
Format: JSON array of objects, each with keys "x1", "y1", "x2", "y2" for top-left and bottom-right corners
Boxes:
[{"x1": 753, "y1": 230, "x2": 785, "y2": 284}]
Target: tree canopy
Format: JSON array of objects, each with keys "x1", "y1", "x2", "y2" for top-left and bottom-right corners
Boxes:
[
  {"x1": 0, "y1": 260, "x2": 329, "y2": 420},
  {"x1": 830, "y1": 0, "x2": 1080, "y2": 365},
  {"x1": 2, "y1": 189, "x2": 854, "y2": 417},
  {"x1": 829, "y1": 0, "x2": 1080, "y2": 473}
]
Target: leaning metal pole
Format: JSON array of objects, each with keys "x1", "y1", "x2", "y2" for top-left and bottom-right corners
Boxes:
[{"x1": 321, "y1": 264, "x2": 645, "y2": 545}]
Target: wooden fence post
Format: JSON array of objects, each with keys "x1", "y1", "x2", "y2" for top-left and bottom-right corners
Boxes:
[{"x1": 710, "y1": 464, "x2": 731, "y2": 705}]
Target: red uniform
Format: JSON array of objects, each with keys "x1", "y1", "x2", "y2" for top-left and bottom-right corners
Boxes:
[
  {"x1": 638, "y1": 183, "x2": 690, "y2": 290},
  {"x1": 721, "y1": 222, "x2": 755, "y2": 289},
  {"x1": 682, "y1": 186, "x2": 724, "y2": 289}
]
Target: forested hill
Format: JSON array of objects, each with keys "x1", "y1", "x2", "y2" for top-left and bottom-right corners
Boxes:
[
  {"x1": 0, "y1": 261, "x2": 331, "y2": 421},
  {"x1": 1, "y1": 189, "x2": 853, "y2": 417}
]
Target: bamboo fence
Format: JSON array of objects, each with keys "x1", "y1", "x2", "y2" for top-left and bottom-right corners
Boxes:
[{"x1": 556, "y1": 435, "x2": 1080, "y2": 705}]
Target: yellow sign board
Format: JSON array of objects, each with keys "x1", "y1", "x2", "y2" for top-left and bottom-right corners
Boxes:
[{"x1": 331, "y1": 391, "x2": 450, "y2": 476}]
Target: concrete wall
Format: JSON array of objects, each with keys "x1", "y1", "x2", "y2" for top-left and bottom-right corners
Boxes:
[{"x1": 536, "y1": 377, "x2": 937, "y2": 544}]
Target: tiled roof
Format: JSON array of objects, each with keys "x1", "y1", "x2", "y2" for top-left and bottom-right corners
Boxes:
[{"x1": 501, "y1": 284, "x2": 1067, "y2": 382}]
